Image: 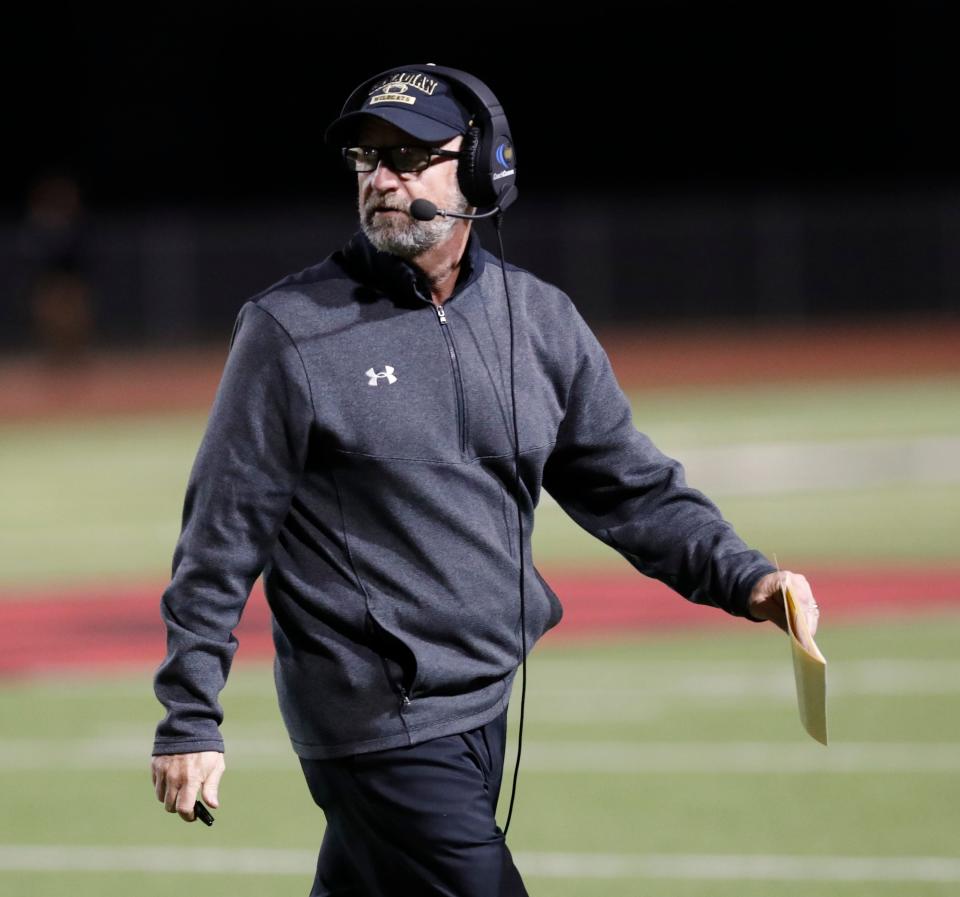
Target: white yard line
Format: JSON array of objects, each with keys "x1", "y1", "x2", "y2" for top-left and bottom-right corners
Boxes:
[
  {"x1": 508, "y1": 741, "x2": 960, "y2": 773},
  {"x1": 0, "y1": 739, "x2": 958, "y2": 773},
  {"x1": 675, "y1": 435, "x2": 960, "y2": 496},
  {"x1": 530, "y1": 659, "x2": 960, "y2": 700},
  {"x1": 28, "y1": 660, "x2": 960, "y2": 701},
  {"x1": 4, "y1": 660, "x2": 959, "y2": 771},
  {"x1": 516, "y1": 852, "x2": 960, "y2": 882},
  {"x1": 0, "y1": 845, "x2": 314, "y2": 875},
  {"x1": 1, "y1": 845, "x2": 959, "y2": 882},
  {"x1": 535, "y1": 435, "x2": 960, "y2": 498}
]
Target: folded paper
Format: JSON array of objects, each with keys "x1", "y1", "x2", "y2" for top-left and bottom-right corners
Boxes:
[{"x1": 782, "y1": 581, "x2": 828, "y2": 745}]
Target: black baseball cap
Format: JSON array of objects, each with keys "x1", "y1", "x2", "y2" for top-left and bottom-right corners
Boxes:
[{"x1": 325, "y1": 68, "x2": 473, "y2": 146}]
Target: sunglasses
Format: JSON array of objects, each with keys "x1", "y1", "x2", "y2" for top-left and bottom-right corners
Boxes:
[{"x1": 342, "y1": 145, "x2": 462, "y2": 174}]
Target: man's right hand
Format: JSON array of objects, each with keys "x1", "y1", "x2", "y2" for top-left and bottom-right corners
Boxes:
[{"x1": 151, "y1": 751, "x2": 225, "y2": 823}]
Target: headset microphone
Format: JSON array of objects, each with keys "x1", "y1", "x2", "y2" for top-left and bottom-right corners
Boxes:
[{"x1": 409, "y1": 198, "x2": 504, "y2": 222}]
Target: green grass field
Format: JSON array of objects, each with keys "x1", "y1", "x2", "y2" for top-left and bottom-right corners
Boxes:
[
  {"x1": 1, "y1": 373, "x2": 958, "y2": 895},
  {"x1": 1, "y1": 616, "x2": 958, "y2": 895},
  {"x1": 1, "y1": 375, "x2": 958, "y2": 589}
]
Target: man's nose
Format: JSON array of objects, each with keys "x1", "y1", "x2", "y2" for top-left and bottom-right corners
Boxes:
[{"x1": 369, "y1": 159, "x2": 402, "y2": 191}]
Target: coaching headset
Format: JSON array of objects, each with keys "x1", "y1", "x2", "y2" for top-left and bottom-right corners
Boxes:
[
  {"x1": 326, "y1": 62, "x2": 518, "y2": 217},
  {"x1": 326, "y1": 64, "x2": 527, "y2": 834}
]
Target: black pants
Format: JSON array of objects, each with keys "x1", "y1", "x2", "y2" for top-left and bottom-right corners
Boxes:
[{"x1": 299, "y1": 708, "x2": 528, "y2": 897}]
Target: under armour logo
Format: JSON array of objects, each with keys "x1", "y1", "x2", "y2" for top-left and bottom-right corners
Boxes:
[{"x1": 366, "y1": 365, "x2": 398, "y2": 386}]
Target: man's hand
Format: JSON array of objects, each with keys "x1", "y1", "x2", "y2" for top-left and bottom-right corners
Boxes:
[
  {"x1": 151, "y1": 751, "x2": 225, "y2": 823},
  {"x1": 747, "y1": 570, "x2": 819, "y2": 638}
]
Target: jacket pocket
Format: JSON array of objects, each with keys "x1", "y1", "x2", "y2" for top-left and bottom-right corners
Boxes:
[
  {"x1": 364, "y1": 609, "x2": 420, "y2": 702},
  {"x1": 534, "y1": 566, "x2": 565, "y2": 631}
]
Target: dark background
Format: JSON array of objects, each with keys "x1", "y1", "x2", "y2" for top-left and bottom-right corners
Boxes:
[
  {"x1": 4, "y1": 2, "x2": 960, "y2": 352},
  {"x1": 8, "y1": 2, "x2": 959, "y2": 207}
]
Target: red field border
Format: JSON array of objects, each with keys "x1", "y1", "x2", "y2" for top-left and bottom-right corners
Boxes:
[
  {"x1": 1, "y1": 567, "x2": 957, "y2": 677},
  {"x1": 1, "y1": 319, "x2": 959, "y2": 422}
]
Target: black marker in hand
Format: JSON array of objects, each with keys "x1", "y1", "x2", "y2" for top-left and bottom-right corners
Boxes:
[{"x1": 194, "y1": 800, "x2": 215, "y2": 826}]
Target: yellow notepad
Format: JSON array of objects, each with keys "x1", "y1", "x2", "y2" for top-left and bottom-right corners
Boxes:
[{"x1": 782, "y1": 580, "x2": 828, "y2": 745}]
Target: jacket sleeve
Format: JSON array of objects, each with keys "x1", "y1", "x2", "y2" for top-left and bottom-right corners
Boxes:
[
  {"x1": 152, "y1": 300, "x2": 313, "y2": 755},
  {"x1": 541, "y1": 301, "x2": 775, "y2": 620}
]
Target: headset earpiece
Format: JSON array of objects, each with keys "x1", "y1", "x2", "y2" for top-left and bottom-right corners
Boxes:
[{"x1": 457, "y1": 125, "x2": 484, "y2": 209}]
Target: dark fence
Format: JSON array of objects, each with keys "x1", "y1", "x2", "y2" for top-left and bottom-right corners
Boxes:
[{"x1": 3, "y1": 190, "x2": 959, "y2": 353}]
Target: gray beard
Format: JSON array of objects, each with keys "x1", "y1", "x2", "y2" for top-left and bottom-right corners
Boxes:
[{"x1": 359, "y1": 189, "x2": 472, "y2": 259}]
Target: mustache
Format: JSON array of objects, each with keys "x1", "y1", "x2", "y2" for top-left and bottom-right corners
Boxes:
[{"x1": 365, "y1": 196, "x2": 410, "y2": 216}]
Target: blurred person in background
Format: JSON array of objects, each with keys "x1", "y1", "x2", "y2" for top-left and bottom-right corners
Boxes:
[{"x1": 17, "y1": 172, "x2": 94, "y2": 365}]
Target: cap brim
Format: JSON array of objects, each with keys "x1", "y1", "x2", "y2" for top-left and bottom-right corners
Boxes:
[{"x1": 325, "y1": 108, "x2": 463, "y2": 147}]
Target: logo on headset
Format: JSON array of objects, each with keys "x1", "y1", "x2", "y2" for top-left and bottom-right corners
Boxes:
[{"x1": 493, "y1": 141, "x2": 516, "y2": 179}]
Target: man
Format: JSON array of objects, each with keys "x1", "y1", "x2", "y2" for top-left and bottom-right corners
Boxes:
[{"x1": 151, "y1": 64, "x2": 819, "y2": 896}]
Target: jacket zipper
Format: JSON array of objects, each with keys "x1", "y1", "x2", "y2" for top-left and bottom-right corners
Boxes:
[
  {"x1": 365, "y1": 611, "x2": 416, "y2": 715},
  {"x1": 434, "y1": 303, "x2": 466, "y2": 454}
]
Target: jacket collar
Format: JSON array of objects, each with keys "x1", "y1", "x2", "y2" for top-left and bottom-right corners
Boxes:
[{"x1": 339, "y1": 226, "x2": 484, "y2": 307}]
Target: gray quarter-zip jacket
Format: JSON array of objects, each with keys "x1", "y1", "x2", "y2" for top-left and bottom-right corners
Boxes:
[{"x1": 152, "y1": 226, "x2": 775, "y2": 760}]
